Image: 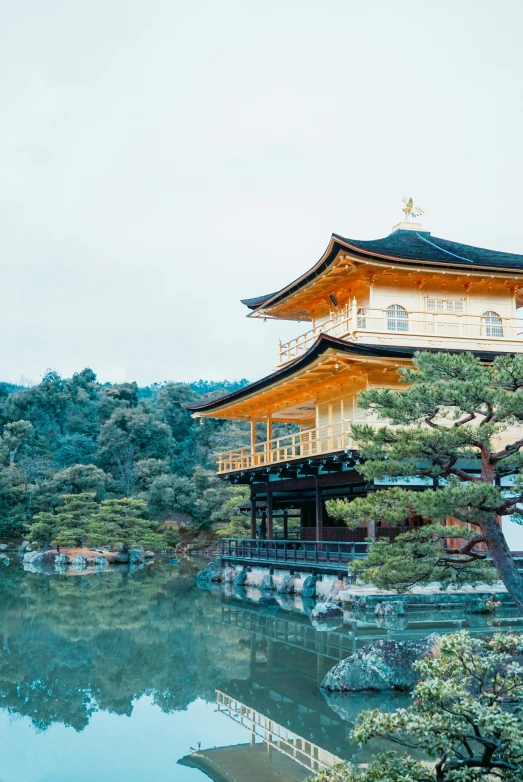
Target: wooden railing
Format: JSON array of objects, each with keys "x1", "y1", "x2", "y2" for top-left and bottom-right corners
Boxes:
[
  {"x1": 217, "y1": 418, "x2": 364, "y2": 473},
  {"x1": 220, "y1": 537, "x2": 370, "y2": 566},
  {"x1": 278, "y1": 302, "x2": 523, "y2": 364},
  {"x1": 216, "y1": 690, "x2": 342, "y2": 773}
]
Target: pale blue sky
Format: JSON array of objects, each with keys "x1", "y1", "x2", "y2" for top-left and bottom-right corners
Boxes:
[{"x1": 1, "y1": 0, "x2": 522, "y2": 385}]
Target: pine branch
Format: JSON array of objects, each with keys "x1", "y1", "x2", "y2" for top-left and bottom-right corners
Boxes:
[
  {"x1": 449, "y1": 465, "x2": 481, "y2": 482},
  {"x1": 491, "y1": 438, "x2": 523, "y2": 463}
]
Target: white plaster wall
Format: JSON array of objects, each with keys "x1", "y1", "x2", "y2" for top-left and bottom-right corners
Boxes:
[{"x1": 502, "y1": 516, "x2": 523, "y2": 551}]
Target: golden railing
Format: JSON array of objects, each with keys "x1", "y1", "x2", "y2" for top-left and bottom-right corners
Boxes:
[
  {"x1": 217, "y1": 419, "x2": 360, "y2": 473},
  {"x1": 216, "y1": 690, "x2": 342, "y2": 774},
  {"x1": 278, "y1": 303, "x2": 523, "y2": 364}
]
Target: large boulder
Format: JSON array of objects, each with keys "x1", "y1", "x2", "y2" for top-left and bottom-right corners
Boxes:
[
  {"x1": 327, "y1": 579, "x2": 347, "y2": 600},
  {"x1": 277, "y1": 574, "x2": 296, "y2": 594},
  {"x1": 260, "y1": 574, "x2": 274, "y2": 591},
  {"x1": 196, "y1": 562, "x2": 223, "y2": 584},
  {"x1": 129, "y1": 547, "x2": 145, "y2": 565},
  {"x1": 233, "y1": 568, "x2": 248, "y2": 586},
  {"x1": 95, "y1": 555, "x2": 109, "y2": 569},
  {"x1": 322, "y1": 634, "x2": 440, "y2": 692},
  {"x1": 374, "y1": 600, "x2": 405, "y2": 617},
  {"x1": 311, "y1": 601, "x2": 343, "y2": 621},
  {"x1": 71, "y1": 555, "x2": 88, "y2": 571},
  {"x1": 301, "y1": 575, "x2": 317, "y2": 598},
  {"x1": 23, "y1": 550, "x2": 57, "y2": 571},
  {"x1": 311, "y1": 600, "x2": 344, "y2": 631}
]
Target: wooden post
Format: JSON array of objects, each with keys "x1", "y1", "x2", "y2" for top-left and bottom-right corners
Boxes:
[
  {"x1": 266, "y1": 414, "x2": 273, "y2": 464},
  {"x1": 250, "y1": 486, "x2": 257, "y2": 539},
  {"x1": 250, "y1": 417, "x2": 257, "y2": 466},
  {"x1": 315, "y1": 477, "x2": 323, "y2": 542},
  {"x1": 283, "y1": 509, "x2": 288, "y2": 540},
  {"x1": 267, "y1": 491, "x2": 273, "y2": 540}
]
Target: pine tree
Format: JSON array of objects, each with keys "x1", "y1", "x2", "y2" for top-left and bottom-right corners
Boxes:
[
  {"x1": 326, "y1": 352, "x2": 523, "y2": 611},
  {"x1": 311, "y1": 631, "x2": 523, "y2": 782}
]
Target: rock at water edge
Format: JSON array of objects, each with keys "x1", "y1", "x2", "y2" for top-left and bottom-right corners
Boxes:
[
  {"x1": 72, "y1": 555, "x2": 88, "y2": 571},
  {"x1": 374, "y1": 600, "x2": 405, "y2": 617},
  {"x1": 129, "y1": 548, "x2": 145, "y2": 565},
  {"x1": 322, "y1": 634, "x2": 440, "y2": 692},
  {"x1": 311, "y1": 601, "x2": 343, "y2": 621}
]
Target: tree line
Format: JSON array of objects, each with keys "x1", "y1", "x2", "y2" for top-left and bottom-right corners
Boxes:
[{"x1": 0, "y1": 369, "x2": 250, "y2": 548}]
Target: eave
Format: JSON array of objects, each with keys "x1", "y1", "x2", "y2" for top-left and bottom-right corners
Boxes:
[
  {"x1": 243, "y1": 232, "x2": 523, "y2": 321},
  {"x1": 183, "y1": 334, "x2": 514, "y2": 420}
]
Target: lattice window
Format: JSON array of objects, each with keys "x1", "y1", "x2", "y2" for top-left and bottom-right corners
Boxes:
[
  {"x1": 387, "y1": 304, "x2": 408, "y2": 332},
  {"x1": 481, "y1": 311, "x2": 503, "y2": 338},
  {"x1": 426, "y1": 298, "x2": 464, "y2": 313}
]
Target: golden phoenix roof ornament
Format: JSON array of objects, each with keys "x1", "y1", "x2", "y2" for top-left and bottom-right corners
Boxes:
[{"x1": 402, "y1": 197, "x2": 424, "y2": 220}]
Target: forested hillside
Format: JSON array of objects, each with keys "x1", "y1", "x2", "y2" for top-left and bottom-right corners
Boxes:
[{"x1": 0, "y1": 369, "x2": 253, "y2": 543}]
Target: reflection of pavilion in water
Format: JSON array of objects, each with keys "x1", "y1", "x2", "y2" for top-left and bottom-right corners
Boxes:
[
  {"x1": 178, "y1": 599, "x2": 409, "y2": 780},
  {"x1": 179, "y1": 593, "x2": 523, "y2": 780},
  {"x1": 179, "y1": 626, "x2": 346, "y2": 781}
]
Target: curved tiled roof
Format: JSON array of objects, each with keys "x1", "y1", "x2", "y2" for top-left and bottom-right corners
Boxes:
[
  {"x1": 240, "y1": 293, "x2": 276, "y2": 309},
  {"x1": 336, "y1": 230, "x2": 523, "y2": 270},
  {"x1": 183, "y1": 334, "x2": 513, "y2": 414},
  {"x1": 242, "y1": 229, "x2": 523, "y2": 314}
]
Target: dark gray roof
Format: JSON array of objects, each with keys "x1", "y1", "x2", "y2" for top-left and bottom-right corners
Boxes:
[
  {"x1": 240, "y1": 293, "x2": 276, "y2": 309},
  {"x1": 242, "y1": 229, "x2": 523, "y2": 313},
  {"x1": 335, "y1": 229, "x2": 523, "y2": 271},
  {"x1": 183, "y1": 334, "x2": 515, "y2": 413}
]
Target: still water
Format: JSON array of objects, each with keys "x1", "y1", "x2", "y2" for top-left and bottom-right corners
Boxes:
[{"x1": 0, "y1": 560, "x2": 520, "y2": 782}]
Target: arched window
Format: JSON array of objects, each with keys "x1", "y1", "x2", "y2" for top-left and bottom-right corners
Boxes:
[
  {"x1": 357, "y1": 307, "x2": 367, "y2": 329},
  {"x1": 481, "y1": 311, "x2": 503, "y2": 338},
  {"x1": 387, "y1": 304, "x2": 408, "y2": 332}
]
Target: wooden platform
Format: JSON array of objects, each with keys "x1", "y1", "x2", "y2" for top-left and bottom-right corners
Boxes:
[{"x1": 220, "y1": 538, "x2": 369, "y2": 575}]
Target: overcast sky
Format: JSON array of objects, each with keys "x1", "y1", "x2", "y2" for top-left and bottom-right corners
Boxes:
[{"x1": 1, "y1": 0, "x2": 522, "y2": 387}]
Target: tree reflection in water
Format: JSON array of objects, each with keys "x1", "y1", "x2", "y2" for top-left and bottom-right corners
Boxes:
[{"x1": 0, "y1": 562, "x2": 250, "y2": 732}]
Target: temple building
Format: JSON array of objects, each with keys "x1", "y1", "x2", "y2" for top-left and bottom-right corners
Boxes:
[{"x1": 185, "y1": 212, "x2": 523, "y2": 550}]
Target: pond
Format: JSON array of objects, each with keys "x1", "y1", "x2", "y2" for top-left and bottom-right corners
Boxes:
[{"x1": 0, "y1": 560, "x2": 521, "y2": 782}]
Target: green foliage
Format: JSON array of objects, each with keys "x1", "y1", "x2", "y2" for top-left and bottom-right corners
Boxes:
[
  {"x1": 87, "y1": 497, "x2": 167, "y2": 550},
  {"x1": 327, "y1": 352, "x2": 523, "y2": 600},
  {"x1": 215, "y1": 485, "x2": 251, "y2": 537},
  {"x1": 0, "y1": 370, "x2": 248, "y2": 540},
  {"x1": 29, "y1": 493, "x2": 99, "y2": 548},
  {"x1": 0, "y1": 563, "x2": 250, "y2": 731},
  {"x1": 351, "y1": 525, "x2": 497, "y2": 590},
  {"x1": 28, "y1": 493, "x2": 167, "y2": 550},
  {"x1": 311, "y1": 631, "x2": 523, "y2": 782}
]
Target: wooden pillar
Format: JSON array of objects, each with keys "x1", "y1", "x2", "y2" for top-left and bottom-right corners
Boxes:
[
  {"x1": 315, "y1": 477, "x2": 323, "y2": 542},
  {"x1": 283, "y1": 509, "x2": 288, "y2": 540},
  {"x1": 250, "y1": 486, "x2": 257, "y2": 539},
  {"x1": 266, "y1": 414, "x2": 273, "y2": 465},
  {"x1": 250, "y1": 417, "x2": 257, "y2": 466},
  {"x1": 267, "y1": 491, "x2": 273, "y2": 540}
]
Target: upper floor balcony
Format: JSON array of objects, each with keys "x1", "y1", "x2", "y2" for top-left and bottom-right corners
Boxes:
[
  {"x1": 278, "y1": 301, "x2": 523, "y2": 365},
  {"x1": 216, "y1": 414, "x2": 523, "y2": 475},
  {"x1": 217, "y1": 418, "x2": 367, "y2": 474}
]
